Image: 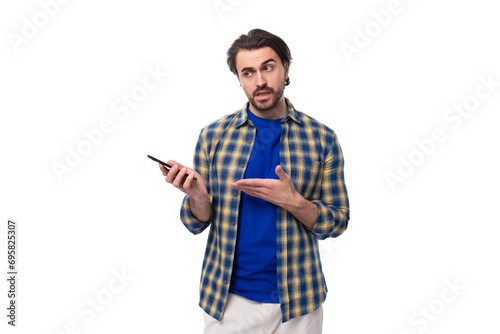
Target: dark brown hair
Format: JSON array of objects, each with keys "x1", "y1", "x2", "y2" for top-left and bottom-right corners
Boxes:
[{"x1": 227, "y1": 29, "x2": 292, "y2": 86}]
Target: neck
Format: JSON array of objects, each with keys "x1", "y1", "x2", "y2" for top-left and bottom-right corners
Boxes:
[{"x1": 249, "y1": 97, "x2": 287, "y2": 119}]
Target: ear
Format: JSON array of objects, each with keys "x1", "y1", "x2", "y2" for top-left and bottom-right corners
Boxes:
[{"x1": 284, "y1": 61, "x2": 290, "y2": 77}]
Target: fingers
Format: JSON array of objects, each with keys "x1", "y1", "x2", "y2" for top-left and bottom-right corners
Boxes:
[
  {"x1": 232, "y1": 179, "x2": 268, "y2": 189},
  {"x1": 164, "y1": 164, "x2": 180, "y2": 184},
  {"x1": 167, "y1": 159, "x2": 181, "y2": 167},
  {"x1": 171, "y1": 166, "x2": 188, "y2": 188},
  {"x1": 163, "y1": 163, "x2": 197, "y2": 190},
  {"x1": 158, "y1": 160, "x2": 184, "y2": 176},
  {"x1": 230, "y1": 180, "x2": 267, "y2": 198},
  {"x1": 157, "y1": 159, "x2": 205, "y2": 199},
  {"x1": 159, "y1": 163, "x2": 168, "y2": 176},
  {"x1": 181, "y1": 167, "x2": 197, "y2": 190}
]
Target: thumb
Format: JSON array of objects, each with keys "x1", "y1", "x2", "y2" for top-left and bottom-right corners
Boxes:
[{"x1": 275, "y1": 165, "x2": 287, "y2": 180}]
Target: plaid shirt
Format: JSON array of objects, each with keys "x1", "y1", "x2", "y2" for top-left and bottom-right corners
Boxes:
[{"x1": 180, "y1": 98, "x2": 349, "y2": 323}]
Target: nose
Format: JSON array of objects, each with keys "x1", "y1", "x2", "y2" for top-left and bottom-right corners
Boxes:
[{"x1": 256, "y1": 71, "x2": 267, "y2": 87}]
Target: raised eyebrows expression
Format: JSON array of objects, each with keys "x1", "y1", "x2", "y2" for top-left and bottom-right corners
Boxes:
[{"x1": 240, "y1": 58, "x2": 278, "y2": 78}]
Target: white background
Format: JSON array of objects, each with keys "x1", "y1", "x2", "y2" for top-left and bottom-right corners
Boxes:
[{"x1": 1, "y1": 0, "x2": 499, "y2": 333}]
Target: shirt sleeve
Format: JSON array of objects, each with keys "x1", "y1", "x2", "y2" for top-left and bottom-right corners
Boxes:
[
  {"x1": 310, "y1": 133, "x2": 350, "y2": 240},
  {"x1": 180, "y1": 129, "x2": 213, "y2": 235}
]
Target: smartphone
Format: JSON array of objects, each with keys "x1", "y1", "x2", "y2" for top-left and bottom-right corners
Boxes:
[{"x1": 147, "y1": 155, "x2": 197, "y2": 181}]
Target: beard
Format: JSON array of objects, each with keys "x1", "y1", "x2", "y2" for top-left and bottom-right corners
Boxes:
[{"x1": 248, "y1": 79, "x2": 286, "y2": 113}]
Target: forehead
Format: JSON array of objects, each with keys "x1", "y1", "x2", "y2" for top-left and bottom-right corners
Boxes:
[{"x1": 235, "y1": 46, "x2": 282, "y2": 71}]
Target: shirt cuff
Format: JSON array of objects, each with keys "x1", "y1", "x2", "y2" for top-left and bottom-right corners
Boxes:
[
  {"x1": 310, "y1": 201, "x2": 348, "y2": 240},
  {"x1": 180, "y1": 194, "x2": 213, "y2": 235}
]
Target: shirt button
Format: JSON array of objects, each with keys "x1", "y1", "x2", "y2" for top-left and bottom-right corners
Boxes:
[
  {"x1": 228, "y1": 250, "x2": 232, "y2": 255},
  {"x1": 240, "y1": 164, "x2": 244, "y2": 168},
  {"x1": 247, "y1": 140, "x2": 252, "y2": 144},
  {"x1": 224, "y1": 280, "x2": 228, "y2": 285},
  {"x1": 231, "y1": 221, "x2": 235, "y2": 226},
  {"x1": 233, "y1": 192, "x2": 238, "y2": 197}
]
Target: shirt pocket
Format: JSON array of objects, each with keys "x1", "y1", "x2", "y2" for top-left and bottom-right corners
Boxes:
[{"x1": 290, "y1": 157, "x2": 323, "y2": 200}]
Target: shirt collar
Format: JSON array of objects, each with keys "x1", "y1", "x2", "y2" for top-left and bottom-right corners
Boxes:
[{"x1": 235, "y1": 98, "x2": 303, "y2": 128}]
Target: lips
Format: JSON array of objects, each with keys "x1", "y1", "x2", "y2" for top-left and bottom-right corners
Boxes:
[{"x1": 255, "y1": 90, "x2": 272, "y2": 101}]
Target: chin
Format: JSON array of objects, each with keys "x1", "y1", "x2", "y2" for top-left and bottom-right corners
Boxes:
[
  {"x1": 250, "y1": 97, "x2": 275, "y2": 110},
  {"x1": 252, "y1": 102, "x2": 273, "y2": 112}
]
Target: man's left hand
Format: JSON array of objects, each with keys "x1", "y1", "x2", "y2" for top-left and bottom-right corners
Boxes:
[
  {"x1": 230, "y1": 165, "x2": 318, "y2": 229},
  {"x1": 229, "y1": 165, "x2": 296, "y2": 207}
]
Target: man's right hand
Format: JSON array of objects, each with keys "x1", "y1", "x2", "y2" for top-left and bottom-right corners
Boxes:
[{"x1": 159, "y1": 160, "x2": 211, "y2": 222}]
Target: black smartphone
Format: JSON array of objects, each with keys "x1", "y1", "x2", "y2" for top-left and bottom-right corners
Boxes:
[{"x1": 147, "y1": 155, "x2": 197, "y2": 181}]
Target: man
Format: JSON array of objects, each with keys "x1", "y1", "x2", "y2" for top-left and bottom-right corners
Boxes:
[{"x1": 159, "y1": 28, "x2": 349, "y2": 333}]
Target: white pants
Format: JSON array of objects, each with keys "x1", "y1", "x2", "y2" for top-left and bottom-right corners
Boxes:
[{"x1": 203, "y1": 293, "x2": 323, "y2": 334}]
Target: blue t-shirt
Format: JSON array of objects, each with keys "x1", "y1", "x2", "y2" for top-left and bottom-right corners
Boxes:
[{"x1": 229, "y1": 108, "x2": 283, "y2": 303}]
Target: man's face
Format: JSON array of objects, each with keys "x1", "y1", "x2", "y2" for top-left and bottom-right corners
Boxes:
[{"x1": 235, "y1": 46, "x2": 289, "y2": 117}]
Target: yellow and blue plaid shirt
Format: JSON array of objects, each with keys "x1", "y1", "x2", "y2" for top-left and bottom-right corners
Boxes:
[{"x1": 180, "y1": 98, "x2": 349, "y2": 322}]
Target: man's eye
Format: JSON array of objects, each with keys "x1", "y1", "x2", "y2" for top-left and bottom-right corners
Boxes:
[
  {"x1": 264, "y1": 65, "x2": 273, "y2": 71},
  {"x1": 243, "y1": 72, "x2": 252, "y2": 77}
]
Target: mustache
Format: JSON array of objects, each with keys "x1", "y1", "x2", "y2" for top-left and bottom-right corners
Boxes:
[{"x1": 253, "y1": 86, "x2": 274, "y2": 97}]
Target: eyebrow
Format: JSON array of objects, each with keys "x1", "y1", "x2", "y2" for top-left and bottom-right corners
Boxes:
[{"x1": 240, "y1": 58, "x2": 277, "y2": 74}]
